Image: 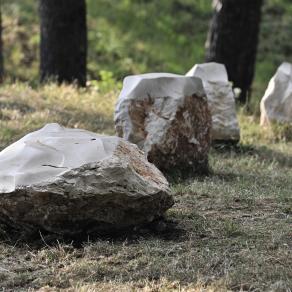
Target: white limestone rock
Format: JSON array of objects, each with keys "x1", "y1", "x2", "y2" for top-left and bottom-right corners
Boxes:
[
  {"x1": 114, "y1": 73, "x2": 211, "y2": 175},
  {"x1": 186, "y1": 62, "x2": 240, "y2": 142},
  {"x1": 0, "y1": 124, "x2": 173, "y2": 235},
  {"x1": 260, "y1": 62, "x2": 292, "y2": 126}
]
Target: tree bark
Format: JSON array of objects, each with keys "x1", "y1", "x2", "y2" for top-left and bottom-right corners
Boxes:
[
  {"x1": 0, "y1": 0, "x2": 4, "y2": 83},
  {"x1": 39, "y1": 0, "x2": 87, "y2": 86},
  {"x1": 206, "y1": 0, "x2": 263, "y2": 104}
]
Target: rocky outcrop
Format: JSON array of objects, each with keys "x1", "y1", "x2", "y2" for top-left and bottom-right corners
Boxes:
[
  {"x1": 114, "y1": 73, "x2": 211, "y2": 175},
  {"x1": 261, "y1": 62, "x2": 292, "y2": 126},
  {"x1": 0, "y1": 124, "x2": 173, "y2": 236},
  {"x1": 186, "y1": 62, "x2": 240, "y2": 143}
]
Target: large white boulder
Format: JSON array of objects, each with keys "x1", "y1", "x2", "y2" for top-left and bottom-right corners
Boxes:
[
  {"x1": 186, "y1": 62, "x2": 240, "y2": 142},
  {"x1": 261, "y1": 62, "x2": 292, "y2": 126},
  {"x1": 114, "y1": 73, "x2": 211, "y2": 175},
  {"x1": 0, "y1": 124, "x2": 173, "y2": 235}
]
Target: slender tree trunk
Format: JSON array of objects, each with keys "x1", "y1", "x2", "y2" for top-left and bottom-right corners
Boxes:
[
  {"x1": 39, "y1": 0, "x2": 87, "y2": 86},
  {"x1": 206, "y1": 0, "x2": 263, "y2": 104},
  {"x1": 0, "y1": 0, "x2": 4, "y2": 83}
]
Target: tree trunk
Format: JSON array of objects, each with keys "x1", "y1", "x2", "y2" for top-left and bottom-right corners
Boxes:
[
  {"x1": 39, "y1": 0, "x2": 87, "y2": 86},
  {"x1": 206, "y1": 0, "x2": 263, "y2": 104},
  {"x1": 0, "y1": 0, "x2": 4, "y2": 83}
]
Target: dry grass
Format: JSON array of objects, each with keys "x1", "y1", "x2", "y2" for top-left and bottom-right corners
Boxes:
[
  {"x1": 0, "y1": 84, "x2": 291, "y2": 291},
  {"x1": 0, "y1": 83, "x2": 117, "y2": 150}
]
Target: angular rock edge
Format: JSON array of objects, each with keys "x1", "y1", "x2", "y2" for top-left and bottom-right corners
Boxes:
[
  {"x1": 186, "y1": 62, "x2": 240, "y2": 144},
  {"x1": 115, "y1": 73, "x2": 211, "y2": 176},
  {"x1": 261, "y1": 62, "x2": 292, "y2": 126},
  {"x1": 0, "y1": 125, "x2": 174, "y2": 236}
]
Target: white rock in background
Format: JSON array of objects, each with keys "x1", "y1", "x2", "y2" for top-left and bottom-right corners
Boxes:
[
  {"x1": 0, "y1": 124, "x2": 173, "y2": 235},
  {"x1": 115, "y1": 73, "x2": 211, "y2": 175},
  {"x1": 186, "y1": 62, "x2": 240, "y2": 142},
  {"x1": 260, "y1": 62, "x2": 292, "y2": 126}
]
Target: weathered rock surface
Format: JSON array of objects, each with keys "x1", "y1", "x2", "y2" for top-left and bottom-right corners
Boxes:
[
  {"x1": 114, "y1": 73, "x2": 211, "y2": 175},
  {"x1": 0, "y1": 123, "x2": 173, "y2": 235},
  {"x1": 186, "y1": 62, "x2": 240, "y2": 143},
  {"x1": 261, "y1": 62, "x2": 292, "y2": 126}
]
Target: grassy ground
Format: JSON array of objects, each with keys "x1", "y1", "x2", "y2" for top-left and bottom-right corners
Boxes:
[
  {"x1": 1, "y1": 1, "x2": 292, "y2": 290},
  {"x1": 0, "y1": 84, "x2": 291, "y2": 291},
  {"x1": 0, "y1": 83, "x2": 117, "y2": 150}
]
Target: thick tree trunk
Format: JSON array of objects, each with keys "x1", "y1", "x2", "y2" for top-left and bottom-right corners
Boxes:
[
  {"x1": 206, "y1": 0, "x2": 263, "y2": 104},
  {"x1": 0, "y1": 1, "x2": 4, "y2": 83},
  {"x1": 39, "y1": 0, "x2": 87, "y2": 86}
]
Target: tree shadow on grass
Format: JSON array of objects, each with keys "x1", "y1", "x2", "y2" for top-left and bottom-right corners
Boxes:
[
  {"x1": 0, "y1": 99, "x2": 36, "y2": 114},
  {"x1": 165, "y1": 142, "x2": 292, "y2": 187},
  {"x1": 213, "y1": 143, "x2": 292, "y2": 167}
]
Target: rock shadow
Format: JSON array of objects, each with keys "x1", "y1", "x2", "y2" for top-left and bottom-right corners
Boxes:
[{"x1": 0, "y1": 217, "x2": 186, "y2": 249}]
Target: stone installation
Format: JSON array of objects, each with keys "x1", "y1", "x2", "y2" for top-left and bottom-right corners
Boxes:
[
  {"x1": 0, "y1": 123, "x2": 173, "y2": 235},
  {"x1": 260, "y1": 62, "x2": 292, "y2": 126},
  {"x1": 186, "y1": 62, "x2": 240, "y2": 143},
  {"x1": 114, "y1": 73, "x2": 211, "y2": 175}
]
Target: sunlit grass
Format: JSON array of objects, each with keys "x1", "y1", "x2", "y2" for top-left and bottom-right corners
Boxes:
[{"x1": 0, "y1": 82, "x2": 118, "y2": 149}]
